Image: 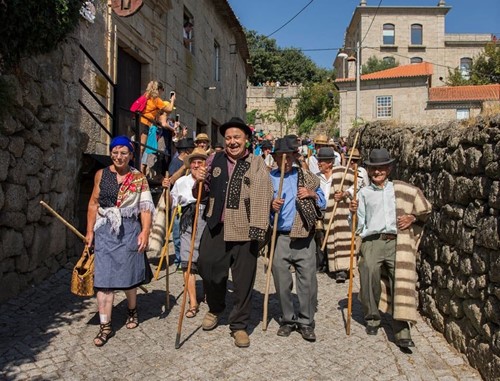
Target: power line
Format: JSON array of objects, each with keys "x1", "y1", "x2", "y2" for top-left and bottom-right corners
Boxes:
[
  {"x1": 360, "y1": 0, "x2": 383, "y2": 45},
  {"x1": 265, "y1": 0, "x2": 315, "y2": 38}
]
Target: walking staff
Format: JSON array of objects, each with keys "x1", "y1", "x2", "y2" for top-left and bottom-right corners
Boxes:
[
  {"x1": 346, "y1": 163, "x2": 358, "y2": 335},
  {"x1": 175, "y1": 180, "x2": 203, "y2": 349},
  {"x1": 40, "y1": 200, "x2": 149, "y2": 294},
  {"x1": 321, "y1": 131, "x2": 360, "y2": 252},
  {"x1": 154, "y1": 201, "x2": 179, "y2": 280},
  {"x1": 262, "y1": 153, "x2": 287, "y2": 331}
]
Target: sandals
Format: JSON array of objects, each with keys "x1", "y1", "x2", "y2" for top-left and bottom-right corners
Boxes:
[
  {"x1": 185, "y1": 305, "x2": 199, "y2": 318},
  {"x1": 126, "y1": 308, "x2": 139, "y2": 329},
  {"x1": 94, "y1": 322, "x2": 114, "y2": 347}
]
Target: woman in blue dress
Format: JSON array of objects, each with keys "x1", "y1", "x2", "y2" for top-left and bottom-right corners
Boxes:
[{"x1": 86, "y1": 136, "x2": 154, "y2": 347}]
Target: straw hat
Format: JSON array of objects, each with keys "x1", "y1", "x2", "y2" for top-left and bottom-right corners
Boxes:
[
  {"x1": 347, "y1": 148, "x2": 361, "y2": 160},
  {"x1": 183, "y1": 147, "x2": 208, "y2": 167},
  {"x1": 195, "y1": 133, "x2": 210, "y2": 143},
  {"x1": 313, "y1": 134, "x2": 329, "y2": 145}
]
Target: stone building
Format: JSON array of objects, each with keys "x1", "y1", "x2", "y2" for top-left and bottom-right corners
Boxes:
[
  {"x1": 246, "y1": 85, "x2": 300, "y2": 138},
  {"x1": 334, "y1": 0, "x2": 492, "y2": 84},
  {"x1": 80, "y1": 0, "x2": 250, "y2": 153},
  {"x1": 332, "y1": 0, "x2": 497, "y2": 136},
  {"x1": 0, "y1": 0, "x2": 250, "y2": 302},
  {"x1": 335, "y1": 63, "x2": 500, "y2": 135}
]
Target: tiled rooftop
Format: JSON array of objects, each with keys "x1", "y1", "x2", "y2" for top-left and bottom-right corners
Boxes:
[
  {"x1": 336, "y1": 62, "x2": 433, "y2": 82},
  {"x1": 429, "y1": 84, "x2": 500, "y2": 102}
]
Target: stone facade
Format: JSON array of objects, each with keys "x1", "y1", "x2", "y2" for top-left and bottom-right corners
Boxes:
[
  {"x1": 0, "y1": 0, "x2": 249, "y2": 303},
  {"x1": 246, "y1": 85, "x2": 300, "y2": 137},
  {"x1": 0, "y1": 38, "x2": 84, "y2": 302},
  {"x1": 336, "y1": 2, "x2": 491, "y2": 84},
  {"x1": 351, "y1": 115, "x2": 500, "y2": 380}
]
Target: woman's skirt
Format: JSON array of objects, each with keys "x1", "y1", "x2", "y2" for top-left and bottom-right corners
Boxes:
[{"x1": 94, "y1": 217, "x2": 145, "y2": 289}]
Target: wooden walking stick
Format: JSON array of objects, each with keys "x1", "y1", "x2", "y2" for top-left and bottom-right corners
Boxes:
[
  {"x1": 40, "y1": 201, "x2": 152, "y2": 293},
  {"x1": 158, "y1": 172, "x2": 171, "y2": 309},
  {"x1": 321, "y1": 131, "x2": 360, "y2": 251},
  {"x1": 346, "y1": 163, "x2": 358, "y2": 335},
  {"x1": 154, "y1": 206, "x2": 178, "y2": 280},
  {"x1": 262, "y1": 153, "x2": 287, "y2": 331},
  {"x1": 175, "y1": 179, "x2": 204, "y2": 349}
]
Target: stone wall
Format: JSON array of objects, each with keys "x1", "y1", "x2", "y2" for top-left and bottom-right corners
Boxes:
[
  {"x1": 0, "y1": 36, "x2": 84, "y2": 303},
  {"x1": 352, "y1": 115, "x2": 500, "y2": 380},
  {"x1": 246, "y1": 85, "x2": 300, "y2": 137}
]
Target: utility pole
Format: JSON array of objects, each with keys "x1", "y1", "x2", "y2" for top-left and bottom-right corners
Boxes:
[{"x1": 355, "y1": 41, "x2": 361, "y2": 124}]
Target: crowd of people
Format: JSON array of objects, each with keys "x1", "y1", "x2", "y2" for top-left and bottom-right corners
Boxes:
[{"x1": 86, "y1": 86, "x2": 432, "y2": 349}]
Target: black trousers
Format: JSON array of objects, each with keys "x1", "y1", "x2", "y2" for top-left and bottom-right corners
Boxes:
[{"x1": 198, "y1": 223, "x2": 258, "y2": 331}]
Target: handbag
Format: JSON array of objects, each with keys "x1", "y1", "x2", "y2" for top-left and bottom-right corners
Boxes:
[{"x1": 71, "y1": 245, "x2": 95, "y2": 297}]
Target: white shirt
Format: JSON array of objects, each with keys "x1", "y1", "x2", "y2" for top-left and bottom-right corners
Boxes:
[
  {"x1": 170, "y1": 175, "x2": 196, "y2": 208},
  {"x1": 316, "y1": 171, "x2": 333, "y2": 209}
]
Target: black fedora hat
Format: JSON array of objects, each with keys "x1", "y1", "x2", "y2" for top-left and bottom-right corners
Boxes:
[
  {"x1": 273, "y1": 137, "x2": 297, "y2": 154},
  {"x1": 317, "y1": 147, "x2": 336, "y2": 160},
  {"x1": 365, "y1": 148, "x2": 395, "y2": 166},
  {"x1": 175, "y1": 138, "x2": 195, "y2": 150},
  {"x1": 219, "y1": 117, "x2": 252, "y2": 137},
  {"x1": 261, "y1": 140, "x2": 273, "y2": 150}
]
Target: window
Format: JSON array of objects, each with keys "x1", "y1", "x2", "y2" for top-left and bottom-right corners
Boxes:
[
  {"x1": 214, "y1": 41, "x2": 220, "y2": 82},
  {"x1": 376, "y1": 96, "x2": 393, "y2": 118},
  {"x1": 183, "y1": 11, "x2": 194, "y2": 53},
  {"x1": 460, "y1": 57, "x2": 472, "y2": 80},
  {"x1": 383, "y1": 56, "x2": 395, "y2": 65},
  {"x1": 411, "y1": 24, "x2": 423, "y2": 45},
  {"x1": 383, "y1": 24, "x2": 395, "y2": 45},
  {"x1": 411, "y1": 57, "x2": 423, "y2": 64},
  {"x1": 456, "y1": 108, "x2": 470, "y2": 120}
]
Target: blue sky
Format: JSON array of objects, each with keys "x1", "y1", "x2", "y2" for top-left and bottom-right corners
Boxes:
[{"x1": 227, "y1": 0, "x2": 500, "y2": 68}]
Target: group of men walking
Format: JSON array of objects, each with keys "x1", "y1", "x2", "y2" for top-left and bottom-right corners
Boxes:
[{"x1": 161, "y1": 117, "x2": 432, "y2": 349}]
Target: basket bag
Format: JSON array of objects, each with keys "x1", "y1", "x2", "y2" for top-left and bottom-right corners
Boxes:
[{"x1": 71, "y1": 245, "x2": 95, "y2": 297}]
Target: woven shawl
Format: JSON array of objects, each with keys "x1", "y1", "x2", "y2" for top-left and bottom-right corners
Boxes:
[
  {"x1": 290, "y1": 168, "x2": 321, "y2": 239},
  {"x1": 378, "y1": 180, "x2": 432, "y2": 324},
  {"x1": 324, "y1": 166, "x2": 355, "y2": 271},
  {"x1": 218, "y1": 155, "x2": 274, "y2": 242}
]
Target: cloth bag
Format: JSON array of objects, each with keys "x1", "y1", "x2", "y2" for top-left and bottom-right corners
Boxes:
[{"x1": 71, "y1": 245, "x2": 95, "y2": 297}]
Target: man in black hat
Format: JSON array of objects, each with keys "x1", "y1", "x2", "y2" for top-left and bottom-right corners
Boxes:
[
  {"x1": 270, "y1": 138, "x2": 326, "y2": 342},
  {"x1": 193, "y1": 117, "x2": 273, "y2": 348},
  {"x1": 349, "y1": 148, "x2": 431, "y2": 348}
]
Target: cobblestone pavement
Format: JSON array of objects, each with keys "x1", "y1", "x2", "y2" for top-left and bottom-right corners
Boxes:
[{"x1": 0, "y1": 255, "x2": 482, "y2": 381}]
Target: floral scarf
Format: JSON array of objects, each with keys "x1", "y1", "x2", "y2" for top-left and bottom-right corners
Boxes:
[{"x1": 95, "y1": 167, "x2": 155, "y2": 234}]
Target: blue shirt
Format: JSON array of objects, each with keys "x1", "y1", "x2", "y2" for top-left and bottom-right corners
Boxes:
[
  {"x1": 354, "y1": 180, "x2": 397, "y2": 238},
  {"x1": 270, "y1": 168, "x2": 326, "y2": 232}
]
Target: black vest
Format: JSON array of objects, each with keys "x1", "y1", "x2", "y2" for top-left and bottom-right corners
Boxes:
[{"x1": 205, "y1": 152, "x2": 229, "y2": 230}]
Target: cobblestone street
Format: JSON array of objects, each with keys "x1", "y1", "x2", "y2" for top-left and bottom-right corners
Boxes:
[{"x1": 0, "y1": 255, "x2": 482, "y2": 381}]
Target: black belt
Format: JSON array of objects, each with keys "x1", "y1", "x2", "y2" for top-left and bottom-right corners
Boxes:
[
  {"x1": 363, "y1": 233, "x2": 397, "y2": 242},
  {"x1": 277, "y1": 231, "x2": 290, "y2": 235}
]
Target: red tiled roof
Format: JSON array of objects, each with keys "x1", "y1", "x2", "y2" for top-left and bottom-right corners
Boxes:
[
  {"x1": 429, "y1": 84, "x2": 500, "y2": 102},
  {"x1": 336, "y1": 62, "x2": 433, "y2": 82}
]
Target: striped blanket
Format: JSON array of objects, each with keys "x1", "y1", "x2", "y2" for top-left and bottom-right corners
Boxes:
[
  {"x1": 378, "y1": 180, "x2": 432, "y2": 324},
  {"x1": 324, "y1": 166, "x2": 355, "y2": 272}
]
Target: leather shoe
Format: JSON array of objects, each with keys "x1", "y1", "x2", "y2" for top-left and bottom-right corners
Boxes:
[
  {"x1": 396, "y1": 338, "x2": 415, "y2": 348},
  {"x1": 231, "y1": 330, "x2": 250, "y2": 348},
  {"x1": 366, "y1": 325, "x2": 379, "y2": 335},
  {"x1": 298, "y1": 326, "x2": 316, "y2": 342},
  {"x1": 201, "y1": 312, "x2": 219, "y2": 331},
  {"x1": 335, "y1": 271, "x2": 347, "y2": 283},
  {"x1": 277, "y1": 324, "x2": 295, "y2": 337}
]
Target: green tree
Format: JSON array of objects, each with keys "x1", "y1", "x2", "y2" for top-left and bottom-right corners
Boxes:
[
  {"x1": 446, "y1": 42, "x2": 500, "y2": 86},
  {"x1": 362, "y1": 55, "x2": 399, "y2": 75},
  {"x1": 245, "y1": 29, "x2": 329, "y2": 85},
  {"x1": 294, "y1": 80, "x2": 338, "y2": 135}
]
